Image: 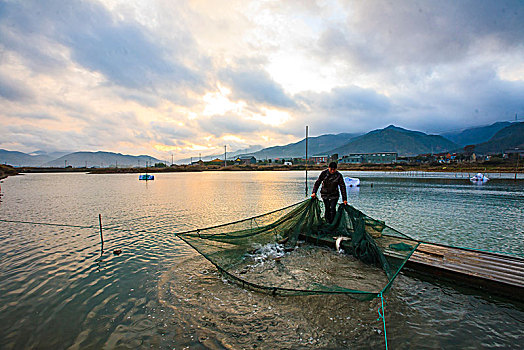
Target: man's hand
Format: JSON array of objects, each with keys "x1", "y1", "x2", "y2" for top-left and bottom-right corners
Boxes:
[
  {"x1": 343, "y1": 200, "x2": 347, "y2": 205},
  {"x1": 311, "y1": 193, "x2": 316, "y2": 198}
]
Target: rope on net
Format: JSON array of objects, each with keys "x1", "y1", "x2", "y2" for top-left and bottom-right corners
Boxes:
[
  {"x1": 0, "y1": 218, "x2": 148, "y2": 233},
  {"x1": 377, "y1": 292, "x2": 388, "y2": 350}
]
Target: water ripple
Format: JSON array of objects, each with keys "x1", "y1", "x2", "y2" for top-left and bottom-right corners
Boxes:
[{"x1": 0, "y1": 172, "x2": 522, "y2": 348}]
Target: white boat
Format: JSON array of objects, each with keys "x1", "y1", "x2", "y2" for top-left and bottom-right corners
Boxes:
[
  {"x1": 470, "y1": 173, "x2": 489, "y2": 183},
  {"x1": 344, "y1": 176, "x2": 360, "y2": 187}
]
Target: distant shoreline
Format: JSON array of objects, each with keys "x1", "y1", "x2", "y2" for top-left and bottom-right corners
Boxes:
[
  {"x1": 0, "y1": 165, "x2": 18, "y2": 180},
  {"x1": 7, "y1": 162, "x2": 521, "y2": 176}
]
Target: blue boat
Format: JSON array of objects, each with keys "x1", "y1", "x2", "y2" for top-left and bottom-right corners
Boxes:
[{"x1": 139, "y1": 174, "x2": 154, "y2": 180}]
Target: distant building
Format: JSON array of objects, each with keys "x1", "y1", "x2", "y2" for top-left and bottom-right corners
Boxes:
[
  {"x1": 207, "y1": 158, "x2": 224, "y2": 166},
  {"x1": 339, "y1": 154, "x2": 364, "y2": 164},
  {"x1": 235, "y1": 156, "x2": 257, "y2": 165},
  {"x1": 505, "y1": 148, "x2": 524, "y2": 158},
  {"x1": 434, "y1": 152, "x2": 452, "y2": 163},
  {"x1": 283, "y1": 161, "x2": 292, "y2": 166},
  {"x1": 310, "y1": 155, "x2": 328, "y2": 164},
  {"x1": 339, "y1": 152, "x2": 397, "y2": 164}
]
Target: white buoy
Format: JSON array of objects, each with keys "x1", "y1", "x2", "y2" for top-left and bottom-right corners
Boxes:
[
  {"x1": 470, "y1": 173, "x2": 489, "y2": 183},
  {"x1": 344, "y1": 177, "x2": 360, "y2": 187}
]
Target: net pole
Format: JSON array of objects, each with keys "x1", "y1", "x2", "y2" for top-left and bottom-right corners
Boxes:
[
  {"x1": 305, "y1": 125, "x2": 309, "y2": 197},
  {"x1": 516, "y1": 150, "x2": 519, "y2": 180}
]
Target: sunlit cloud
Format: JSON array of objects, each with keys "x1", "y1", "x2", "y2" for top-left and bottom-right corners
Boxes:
[
  {"x1": 249, "y1": 108, "x2": 291, "y2": 126},
  {"x1": 223, "y1": 134, "x2": 246, "y2": 143},
  {"x1": 202, "y1": 85, "x2": 246, "y2": 116}
]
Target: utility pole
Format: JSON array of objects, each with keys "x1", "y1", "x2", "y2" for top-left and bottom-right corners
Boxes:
[
  {"x1": 224, "y1": 145, "x2": 227, "y2": 167},
  {"x1": 64, "y1": 160, "x2": 67, "y2": 168},
  {"x1": 305, "y1": 125, "x2": 309, "y2": 197},
  {"x1": 171, "y1": 154, "x2": 173, "y2": 166}
]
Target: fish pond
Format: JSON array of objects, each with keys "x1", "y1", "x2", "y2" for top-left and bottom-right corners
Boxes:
[{"x1": 0, "y1": 171, "x2": 522, "y2": 348}]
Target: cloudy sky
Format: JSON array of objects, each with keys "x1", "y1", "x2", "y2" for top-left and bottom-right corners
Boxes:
[{"x1": 1, "y1": 0, "x2": 523, "y2": 160}]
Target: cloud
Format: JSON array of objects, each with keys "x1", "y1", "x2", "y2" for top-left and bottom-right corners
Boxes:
[
  {"x1": 318, "y1": 0, "x2": 524, "y2": 70},
  {"x1": 197, "y1": 114, "x2": 267, "y2": 137},
  {"x1": 0, "y1": 0, "x2": 208, "y2": 104},
  {"x1": 0, "y1": 73, "x2": 33, "y2": 101},
  {"x1": 150, "y1": 121, "x2": 196, "y2": 143},
  {"x1": 292, "y1": 86, "x2": 392, "y2": 134},
  {"x1": 79, "y1": 112, "x2": 150, "y2": 147},
  {"x1": 300, "y1": 86, "x2": 390, "y2": 114},
  {"x1": 15, "y1": 113, "x2": 59, "y2": 121},
  {"x1": 219, "y1": 66, "x2": 296, "y2": 108},
  {"x1": 0, "y1": 3, "x2": 68, "y2": 73},
  {"x1": 391, "y1": 64, "x2": 524, "y2": 132},
  {"x1": 6, "y1": 124, "x2": 87, "y2": 152}
]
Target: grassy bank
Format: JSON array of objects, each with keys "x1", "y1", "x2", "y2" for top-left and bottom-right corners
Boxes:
[{"x1": 0, "y1": 164, "x2": 18, "y2": 179}]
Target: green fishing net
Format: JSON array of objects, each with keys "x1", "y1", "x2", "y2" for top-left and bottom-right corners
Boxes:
[{"x1": 177, "y1": 198, "x2": 419, "y2": 300}]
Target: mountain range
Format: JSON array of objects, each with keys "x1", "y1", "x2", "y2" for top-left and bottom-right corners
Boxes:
[
  {"x1": 237, "y1": 122, "x2": 521, "y2": 159},
  {"x1": 327, "y1": 125, "x2": 457, "y2": 157},
  {"x1": 442, "y1": 121, "x2": 512, "y2": 147},
  {"x1": 0, "y1": 150, "x2": 160, "y2": 168},
  {"x1": 238, "y1": 133, "x2": 362, "y2": 160},
  {"x1": 1, "y1": 122, "x2": 521, "y2": 167},
  {"x1": 474, "y1": 122, "x2": 524, "y2": 154},
  {"x1": 0, "y1": 150, "x2": 70, "y2": 167}
]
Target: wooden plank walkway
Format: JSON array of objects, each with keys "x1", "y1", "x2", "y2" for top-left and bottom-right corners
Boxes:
[{"x1": 404, "y1": 242, "x2": 524, "y2": 299}]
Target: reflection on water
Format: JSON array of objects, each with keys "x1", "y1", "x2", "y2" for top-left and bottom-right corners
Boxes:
[{"x1": 0, "y1": 171, "x2": 522, "y2": 348}]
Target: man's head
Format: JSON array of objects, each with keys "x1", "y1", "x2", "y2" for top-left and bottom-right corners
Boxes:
[{"x1": 328, "y1": 161, "x2": 337, "y2": 174}]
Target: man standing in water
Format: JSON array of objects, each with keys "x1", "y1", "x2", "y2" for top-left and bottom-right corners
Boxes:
[{"x1": 311, "y1": 162, "x2": 347, "y2": 223}]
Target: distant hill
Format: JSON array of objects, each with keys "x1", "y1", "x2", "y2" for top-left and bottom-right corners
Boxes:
[
  {"x1": 0, "y1": 149, "x2": 54, "y2": 167},
  {"x1": 442, "y1": 122, "x2": 512, "y2": 147},
  {"x1": 0, "y1": 149, "x2": 162, "y2": 167},
  {"x1": 328, "y1": 125, "x2": 458, "y2": 157},
  {"x1": 44, "y1": 151, "x2": 161, "y2": 168},
  {"x1": 474, "y1": 122, "x2": 524, "y2": 154},
  {"x1": 32, "y1": 150, "x2": 71, "y2": 159},
  {"x1": 238, "y1": 133, "x2": 361, "y2": 160}
]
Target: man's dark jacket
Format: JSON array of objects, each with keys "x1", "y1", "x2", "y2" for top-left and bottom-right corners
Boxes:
[{"x1": 312, "y1": 169, "x2": 347, "y2": 201}]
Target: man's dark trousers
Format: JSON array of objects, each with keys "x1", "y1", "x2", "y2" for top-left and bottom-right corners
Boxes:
[{"x1": 323, "y1": 197, "x2": 338, "y2": 224}]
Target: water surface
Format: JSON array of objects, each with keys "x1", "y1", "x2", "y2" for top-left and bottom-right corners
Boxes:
[{"x1": 0, "y1": 171, "x2": 522, "y2": 348}]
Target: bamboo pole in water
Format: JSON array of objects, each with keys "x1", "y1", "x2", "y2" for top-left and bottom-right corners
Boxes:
[
  {"x1": 99, "y1": 214, "x2": 104, "y2": 246},
  {"x1": 516, "y1": 154, "x2": 520, "y2": 180}
]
